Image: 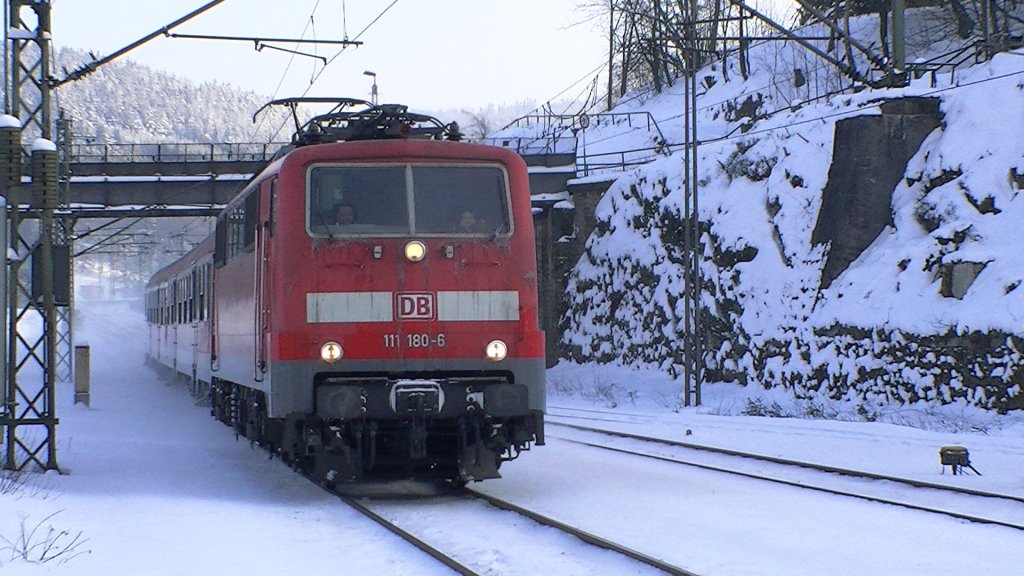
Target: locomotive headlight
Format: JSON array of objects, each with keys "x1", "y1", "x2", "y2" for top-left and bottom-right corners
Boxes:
[
  {"x1": 320, "y1": 341, "x2": 344, "y2": 363},
  {"x1": 404, "y1": 240, "x2": 427, "y2": 262},
  {"x1": 485, "y1": 339, "x2": 508, "y2": 362}
]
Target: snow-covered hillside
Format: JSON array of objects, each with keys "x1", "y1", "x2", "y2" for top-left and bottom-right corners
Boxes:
[
  {"x1": 50, "y1": 48, "x2": 292, "y2": 144},
  {"x1": 46, "y1": 48, "x2": 545, "y2": 145},
  {"x1": 542, "y1": 9, "x2": 1024, "y2": 414}
]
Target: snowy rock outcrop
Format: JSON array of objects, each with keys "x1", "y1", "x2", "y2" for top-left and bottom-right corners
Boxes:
[{"x1": 562, "y1": 34, "x2": 1024, "y2": 411}]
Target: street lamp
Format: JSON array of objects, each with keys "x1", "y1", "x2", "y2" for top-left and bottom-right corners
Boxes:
[{"x1": 363, "y1": 70, "x2": 378, "y2": 105}]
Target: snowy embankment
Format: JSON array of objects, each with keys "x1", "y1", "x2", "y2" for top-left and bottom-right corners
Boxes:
[{"x1": 547, "y1": 10, "x2": 1024, "y2": 415}]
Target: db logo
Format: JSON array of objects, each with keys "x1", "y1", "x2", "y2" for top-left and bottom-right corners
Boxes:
[{"x1": 396, "y1": 293, "x2": 435, "y2": 320}]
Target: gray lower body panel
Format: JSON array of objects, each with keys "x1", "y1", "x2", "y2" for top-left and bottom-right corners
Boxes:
[{"x1": 266, "y1": 357, "x2": 545, "y2": 419}]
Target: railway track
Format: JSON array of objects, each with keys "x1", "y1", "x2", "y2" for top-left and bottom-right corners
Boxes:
[
  {"x1": 547, "y1": 418, "x2": 1024, "y2": 531},
  {"x1": 336, "y1": 490, "x2": 481, "y2": 576},
  {"x1": 466, "y1": 488, "x2": 697, "y2": 576},
  {"x1": 328, "y1": 483, "x2": 698, "y2": 576}
]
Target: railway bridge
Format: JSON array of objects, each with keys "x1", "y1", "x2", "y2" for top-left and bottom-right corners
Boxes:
[
  {"x1": 51, "y1": 138, "x2": 616, "y2": 368},
  {"x1": 25, "y1": 139, "x2": 606, "y2": 218},
  {"x1": 17, "y1": 141, "x2": 284, "y2": 218}
]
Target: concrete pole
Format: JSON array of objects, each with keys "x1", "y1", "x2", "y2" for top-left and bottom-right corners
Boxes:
[{"x1": 892, "y1": 0, "x2": 905, "y2": 72}]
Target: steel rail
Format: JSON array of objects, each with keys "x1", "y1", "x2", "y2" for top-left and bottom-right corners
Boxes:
[
  {"x1": 466, "y1": 488, "x2": 700, "y2": 576},
  {"x1": 221, "y1": 404, "x2": 696, "y2": 574},
  {"x1": 548, "y1": 425, "x2": 1024, "y2": 532},
  {"x1": 189, "y1": 394, "x2": 696, "y2": 573},
  {"x1": 233, "y1": 427, "x2": 480, "y2": 575},
  {"x1": 335, "y1": 483, "x2": 700, "y2": 575},
  {"x1": 333, "y1": 492, "x2": 481, "y2": 576},
  {"x1": 548, "y1": 419, "x2": 1024, "y2": 504},
  {"x1": 292, "y1": 462, "x2": 479, "y2": 575},
  {"x1": 557, "y1": 435, "x2": 1024, "y2": 532}
]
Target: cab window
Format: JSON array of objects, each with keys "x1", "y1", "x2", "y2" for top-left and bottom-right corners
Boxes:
[
  {"x1": 307, "y1": 164, "x2": 511, "y2": 237},
  {"x1": 411, "y1": 166, "x2": 510, "y2": 235},
  {"x1": 308, "y1": 166, "x2": 408, "y2": 235}
]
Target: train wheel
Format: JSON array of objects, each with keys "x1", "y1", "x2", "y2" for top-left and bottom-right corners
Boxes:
[{"x1": 211, "y1": 378, "x2": 232, "y2": 424}]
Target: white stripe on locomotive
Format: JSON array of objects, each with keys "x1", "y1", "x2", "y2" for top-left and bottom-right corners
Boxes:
[
  {"x1": 305, "y1": 290, "x2": 520, "y2": 323},
  {"x1": 436, "y1": 290, "x2": 519, "y2": 321},
  {"x1": 306, "y1": 291, "x2": 393, "y2": 323}
]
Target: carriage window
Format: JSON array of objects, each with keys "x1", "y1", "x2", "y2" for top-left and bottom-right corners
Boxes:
[
  {"x1": 216, "y1": 191, "x2": 259, "y2": 266},
  {"x1": 197, "y1": 266, "x2": 205, "y2": 322},
  {"x1": 307, "y1": 164, "x2": 511, "y2": 237}
]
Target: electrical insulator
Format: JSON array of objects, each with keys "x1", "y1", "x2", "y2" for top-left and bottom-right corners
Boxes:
[
  {"x1": 31, "y1": 142, "x2": 59, "y2": 211},
  {"x1": 0, "y1": 119, "x2": 23, "y2": 192}
]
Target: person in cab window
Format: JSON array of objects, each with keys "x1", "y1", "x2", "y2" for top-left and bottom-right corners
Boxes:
[
  {"x1": 335, "y1": 203, "x2": 357, "y2": 225},
  {"x1": 457, "y1": 209, "x2": 485, "y2": 234}
]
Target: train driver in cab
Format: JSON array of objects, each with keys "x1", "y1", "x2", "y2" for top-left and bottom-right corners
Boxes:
[
  {"x1": 457, "y1": 209, "x2": 485, "y2": 234},
  {"x1": 335, "y1": 203, "x2": 357, "y2": 226}
]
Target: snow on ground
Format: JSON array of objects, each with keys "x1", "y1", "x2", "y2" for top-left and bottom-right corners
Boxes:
[
  {"x1": 1, "y1": 299, "x2": 1021, "y2": 575},
  {"x1": 547, "y1": 361, "x2": 1024, "y2": 496},
  {"x1": 1, "y1": 300, "x2": 451, "y2": 576}
]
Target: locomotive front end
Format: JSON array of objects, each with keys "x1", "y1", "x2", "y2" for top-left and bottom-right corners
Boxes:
[{"x1": 271, "y1": 140, "x2": 545, "y2": 484}]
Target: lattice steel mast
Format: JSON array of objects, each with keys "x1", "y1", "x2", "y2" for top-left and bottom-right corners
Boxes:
[{"x1": 2, "y1": 0, "x2": 62, "y2": 472}]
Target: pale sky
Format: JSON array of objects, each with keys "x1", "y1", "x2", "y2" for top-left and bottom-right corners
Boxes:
[{"x1": 50, "y1": 0, "x2": 609, "y2": 110}]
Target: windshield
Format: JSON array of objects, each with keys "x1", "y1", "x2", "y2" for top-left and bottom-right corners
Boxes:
[{"x1": 308, "y1": 164, "x2": 512, "y2": 237}]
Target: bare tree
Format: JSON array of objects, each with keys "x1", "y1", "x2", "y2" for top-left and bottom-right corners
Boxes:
[
  {"x1": 459, "y1": 109, "x2": 493, "y2": 141},
  {"x1": 588, "y1": 0, "x2": 789, "y2": 99},
  {"x1": 586, "y1": 0, "x2": 1022, "y2": 107},
  {"x1": 600, "y1": 0, "x2": 732, "y2": 96}
]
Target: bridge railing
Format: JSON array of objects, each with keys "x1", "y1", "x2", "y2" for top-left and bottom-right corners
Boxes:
[
  {"x1": 905, "y1": 40, "x2": 986, "y2": 88},
  {"x1": 70, "y1": 142, "x2": 288, "y2": 164},
  {"x1": 576, "y1": 144, "x2": 666, "y2": 178},
  {"x1": 502, "y1": 111, "x2": 667, "y2": 144},
  {"x1": 476, "y1": 135, "x2": 578, "y2": 157}
]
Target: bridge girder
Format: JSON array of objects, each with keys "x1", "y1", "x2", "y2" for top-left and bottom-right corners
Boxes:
[{"x1": 8, "y1": 176, "x2": 249, "y2": 206}]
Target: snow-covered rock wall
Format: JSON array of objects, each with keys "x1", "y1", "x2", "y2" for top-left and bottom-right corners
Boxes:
[{"x1": 562, "y1": 22, "x2": 1024, "y2": 411}]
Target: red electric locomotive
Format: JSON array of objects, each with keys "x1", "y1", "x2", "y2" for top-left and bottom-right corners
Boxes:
[{"x1": 146, "y1": 101, "x2": 545, "y2": 484}]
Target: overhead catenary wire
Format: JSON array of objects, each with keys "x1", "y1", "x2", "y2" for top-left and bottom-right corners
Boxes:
[
  {"x1": 578, "y1": 54, "x2": 846, "y2": 150},
  {"x1": 575, "y1": 11, "x2": 1023, "y2": 156},
  {"x1": 264, "y1": 0, "x2": 401, "y2": 142},
  {"x1": 579, "y1": 54, "x2": 1024, "y2": 166},
  {"x1": 248, "y1": 0, "x2": 325, "y2": 144},
  {"x1": 52, "y1": 0, "x2": 231, "y2": 88},
  {"x1": 558, "y1": 26, "x2": 1022, "y2": 168},
  {"x1": 594, "y1": 2, "x2": 979, "y2": 127},
  {"x1": 697, "y1": 63, "x2": 1024, "y2": 149},
  {"x1": 510, "y1": 4, "x2": 867, "y2": 132}
]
